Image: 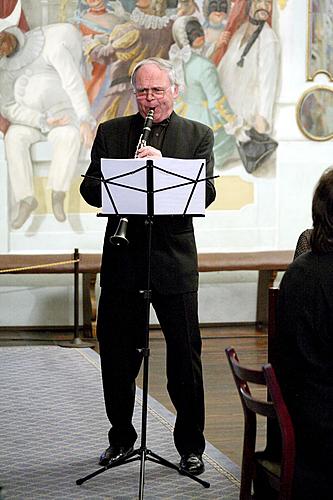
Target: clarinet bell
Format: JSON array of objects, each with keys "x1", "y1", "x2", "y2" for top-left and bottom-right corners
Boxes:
[{"x1": 110, "y1": 217, "x2": 129, "y2": 246}]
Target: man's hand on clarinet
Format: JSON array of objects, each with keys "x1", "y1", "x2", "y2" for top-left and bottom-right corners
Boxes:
[{"x1": 136, "y1": 146, "x2": 162, "y2": 158}]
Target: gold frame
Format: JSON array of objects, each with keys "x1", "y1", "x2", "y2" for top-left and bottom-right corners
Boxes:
[
  {"x1": 296, "y1": 85, "x2": 333, "y2": 141},
  {"x1": 307, "y1": 0, "x2": 333, "y2": 81}
]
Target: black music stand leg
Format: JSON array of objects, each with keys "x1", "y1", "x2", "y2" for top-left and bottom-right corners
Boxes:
[
  {"x1": 76, "y1": 446, "x2": 210, "y2": 490},
  {"x1": 77, "y1": 162, "x2": 210, "y2": 496},
  {"x1": 139, "y1": 448, "x2": 147, "y2": 499}
]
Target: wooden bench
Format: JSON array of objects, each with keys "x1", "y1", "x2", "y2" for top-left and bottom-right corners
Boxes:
[
  {"x1": 198, "y1": 251, "x2": 294, "y2": 328},
  {"x1": 0, "y1": 250, "x2": 294, "y2": 338}
]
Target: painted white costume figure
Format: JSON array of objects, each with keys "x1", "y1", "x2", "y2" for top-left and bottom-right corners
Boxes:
[
  {"x1": 218, "y1": 1, "x2": 279, "y2": 135},
  {"x1": 0, "y1": 1, "x2": 95, "y2": 229}
]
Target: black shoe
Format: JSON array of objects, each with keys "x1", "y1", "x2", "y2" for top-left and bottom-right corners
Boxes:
[
  {"x1": 99, "y1": 445, "x2": 133, "y2": 466},
  {"x1": 179, "y1": 453, "x2": 205, "y2": 476}
]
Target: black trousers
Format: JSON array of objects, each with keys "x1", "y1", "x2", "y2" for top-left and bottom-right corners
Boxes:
[{"x1": 97, "y1": 286, "x2": 205, "y2": 456}]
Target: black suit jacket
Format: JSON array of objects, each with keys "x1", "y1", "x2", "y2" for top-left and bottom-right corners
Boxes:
[{"x1": 80, "y1": 112, "x2": 216, "y2": 294}]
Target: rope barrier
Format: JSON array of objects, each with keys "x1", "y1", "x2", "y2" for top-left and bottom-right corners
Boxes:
[{"x1": 0, "y1": 258, "x2": 79, "y2": 274}]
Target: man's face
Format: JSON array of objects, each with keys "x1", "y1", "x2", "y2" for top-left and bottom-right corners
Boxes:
[
  {"x1": 209, "y1": 11, "x2": 226, "y2": 25},
  {"x1": 86, "y1": 0, "x2": 105, "y2": 7},
  {"x1": 0, "y1": 32, "x2": 18, "y2": 58},
  {"x1": 207, "y1": 0, "x2": 228, "y2": 19},
  {"x1": 249, "y1": 0, "x2": 272, "y2": 22},
  {"x1": 134, "y1": 63, "x2": 179, "y2": 123},
  {"x1": 136, "y1": 0, "x2": 152, "y2": 13}
]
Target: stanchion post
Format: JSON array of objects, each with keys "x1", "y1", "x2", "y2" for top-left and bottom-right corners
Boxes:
[{"x1": 59, "y1": 248, "x2": 95, "y2": 348}]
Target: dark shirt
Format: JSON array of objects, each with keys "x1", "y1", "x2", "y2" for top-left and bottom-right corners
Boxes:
[{"x1": 148, "y1": 118, "x2": 170, "y2": 150}]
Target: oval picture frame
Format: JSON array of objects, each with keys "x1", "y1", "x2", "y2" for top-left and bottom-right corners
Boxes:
[{"x1": 296, "y1": 85, "x2": 333, "y2": 141}]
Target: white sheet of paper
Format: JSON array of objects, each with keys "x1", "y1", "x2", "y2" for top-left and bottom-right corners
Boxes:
[{"x1": 101, "y1": 157, "x2": 206, "y2": 215}]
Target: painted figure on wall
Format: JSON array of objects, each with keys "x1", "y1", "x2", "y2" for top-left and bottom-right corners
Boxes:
[
  {"x1": 299, "y1": 88, "x2": 333, "y2": 140},
  {"x1": 170, "y1": 15, "x2": 237, "y2": 169},
  {"x1": 86, "y1": 0, "x2": 175, "y2": 122},
  {"x1": 80, "y1": 0, "x2": 279, "y2": 171},
  {"x1": 0, "y1": 0, "x2": 95, "y2": 229},
  {"x1": 206, "y1": 0, "x2": 280, "y2": 172},
  {"x1": 202, "y1": 0, "x2": 230, "y2": 58},
  {"x1": 176, "y1": 0, "x2": 201, "y2": 17},
  {"x1": 0, "y1": 0, "x2": 28, "y2": 135},
  {"x1": 71, "y1": 0, "x2": 128, "y2": 104},
  {"x1": 217, "y1": 0, "x2": 279, "y2": 136},
  {"x1": 301, "y1": 91, "x2": 327, "y2": 138}
]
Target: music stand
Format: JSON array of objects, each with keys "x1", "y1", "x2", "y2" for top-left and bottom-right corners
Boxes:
[{"x1": 77, "y1": 158, "x2": 217, "y2": 498}]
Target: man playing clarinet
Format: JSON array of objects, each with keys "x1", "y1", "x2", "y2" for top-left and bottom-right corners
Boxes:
[{"x1": 80, "y1": 57, "x2": 215, "y2": 475}]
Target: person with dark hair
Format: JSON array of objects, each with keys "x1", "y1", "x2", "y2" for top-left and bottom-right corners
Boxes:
[
  {"x1": 310, "y1": 168, "x2": 333, "y2": 252},
  {"x1": 80, "y1": 56, "x2": 215, "y2": 476},
  {"x1": 293, "y1": 167, "x2": 333, "y2": 259},
  {"x1": 275, "y1": 167, "x2": 333, "y2": 500}
]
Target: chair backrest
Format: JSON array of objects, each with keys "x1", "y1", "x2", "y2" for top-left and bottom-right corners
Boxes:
[
  {"x1": 225, "y1": 347, "x2": 295, "y2": 500},
  {"x1": 268, "y1": 286, "x2": 280, "y2": 363}
]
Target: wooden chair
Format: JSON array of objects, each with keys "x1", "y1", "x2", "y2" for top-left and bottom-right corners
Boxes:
[
  {"x1": 225, "y1": 347, "x2": 295, "y2": 500},
  {"x1": 267, "y1": 286, "x2": 280, "y2": 363}
]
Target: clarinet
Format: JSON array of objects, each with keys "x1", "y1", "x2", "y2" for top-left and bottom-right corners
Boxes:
[
  {"x1": 134, "y1": 108, "x2": 155, "y2": 158},
  {"x1": 110, "y1": 109, "x2": 155, "y2": 247}
]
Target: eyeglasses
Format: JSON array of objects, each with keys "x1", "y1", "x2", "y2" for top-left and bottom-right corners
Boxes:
[{"x1": 133, "y1": 87, "x2": 172, "y2": 100}]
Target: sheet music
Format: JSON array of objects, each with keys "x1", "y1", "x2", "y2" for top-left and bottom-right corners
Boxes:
[{"x1": 101, "y1": 157, "x2": 206, "y2": 215}]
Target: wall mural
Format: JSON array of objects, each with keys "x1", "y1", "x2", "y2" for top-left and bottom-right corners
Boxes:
[{"x1": 0, "y1": 0, "x2": 281, "y2": 230}]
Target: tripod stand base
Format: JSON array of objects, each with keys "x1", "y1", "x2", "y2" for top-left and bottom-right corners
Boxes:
[
  {"x1": 59, "y1": 337, "x2": 95, "y2": 348},
  {"x1": 76, "y1": 446, "x2": 210, "y2": 495}
]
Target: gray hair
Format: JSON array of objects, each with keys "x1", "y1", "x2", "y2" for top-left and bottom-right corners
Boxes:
[{"x1": 131, "y1": 57, "x2": 178, "y2": 88}]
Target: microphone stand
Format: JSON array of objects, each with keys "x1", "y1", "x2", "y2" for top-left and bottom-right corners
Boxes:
[{"x1": 76, "y1": 160, "x2": 211, "y2": 498}]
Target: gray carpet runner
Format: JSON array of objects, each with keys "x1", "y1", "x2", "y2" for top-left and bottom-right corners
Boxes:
[{"x1": 0, "y1": 346, "x2": 240, "y2": 499}]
